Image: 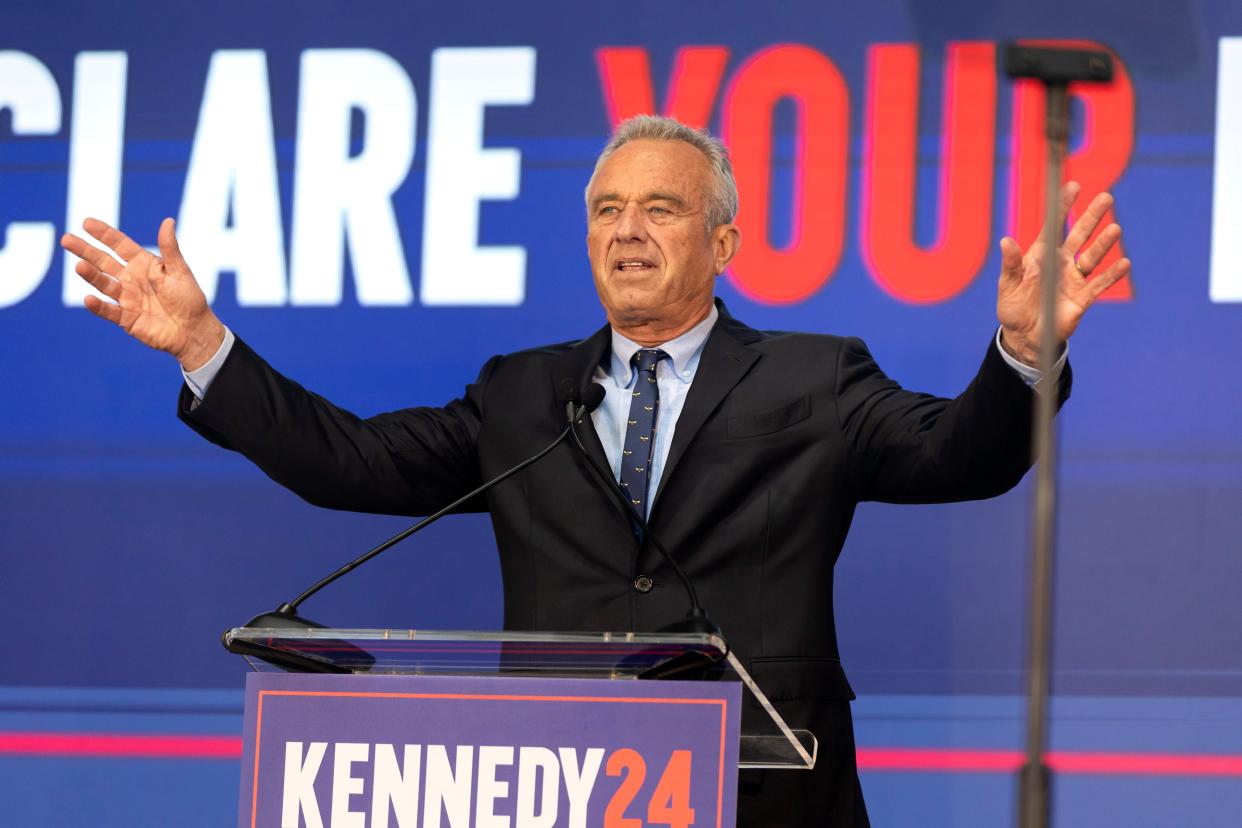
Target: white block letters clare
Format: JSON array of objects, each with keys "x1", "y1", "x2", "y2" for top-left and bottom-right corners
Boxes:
[
  {"x1": 62, "y1": 51, "x2": 128, "y2": 307},
  {"x1": 0, "y1": 51, "x2": 60, "y2": 308},
  {"x1": 288, "y1": 49, "x2": 417, "y2": 307},
  {"x1": 177, "y1": 50, "x2": 286, "y2": 306},
  {"x1": 2, "y1": 47, "x2": 539, "y2": 311}
]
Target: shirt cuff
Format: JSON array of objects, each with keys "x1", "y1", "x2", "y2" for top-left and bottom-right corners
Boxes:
[
  {"x1": 994, "y1": 327, "x2": 1067, "y2": 390},
  {"x1": 182, "y1": 326, "x2": 235, "y2": 400}
]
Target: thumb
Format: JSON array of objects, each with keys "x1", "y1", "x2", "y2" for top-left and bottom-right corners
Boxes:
[{"x1": 157, "y1": 217, "x2": 188, "y2": 270}]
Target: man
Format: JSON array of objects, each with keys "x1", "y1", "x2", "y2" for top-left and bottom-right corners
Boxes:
[{"x1": 61, "y1": 115, "x2": 1129, "y2": 826}]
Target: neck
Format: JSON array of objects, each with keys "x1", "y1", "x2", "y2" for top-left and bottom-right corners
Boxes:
[{"x1": 609, "y1": 304, "x2": 713, "y2": 347}]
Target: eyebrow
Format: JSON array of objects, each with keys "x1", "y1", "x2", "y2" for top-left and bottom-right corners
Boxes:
[
  {"x1": 590, "y1": 191, "x2": 689, "y2": 210},
  {"x1": 645, "y1": 191, "x2": 688, "y2": 208},
  {"x1": 590, "y1": 192, "x2": 621, "y2": 211}
]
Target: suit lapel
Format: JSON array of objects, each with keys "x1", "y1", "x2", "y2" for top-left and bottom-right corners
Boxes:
[{"x1": 652, "y1": 304, "x2": 761, "y2": 511}]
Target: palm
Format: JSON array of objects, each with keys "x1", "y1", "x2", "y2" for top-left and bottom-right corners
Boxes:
[
  {"x1": 996, "y1": 183, "x2": 1131, "y2": 363},
  {"x1": 61, "y1": 217, "x2": 219, "y2": 365},
  {"x1": 998, "y1": 240, "x2": 1094, "y2": 343},
  {"x1": 110, "y1": 253, "x2": 199, "y2": 354}
]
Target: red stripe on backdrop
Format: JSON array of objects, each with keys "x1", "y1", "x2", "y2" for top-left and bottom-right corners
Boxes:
[
  {"x1": 857, "y1": 748, "x2": 1242, "y2": 776},
  {"x1": 858, "y1": 747, "x2": 1025, "y2": 772},
  {"x1": 3, "y1": 733, "x2": 1242, "y2": 776},
  {"x1": 1046, "y1": 751, "x2": 1242, "y2": 776},
  {"x1": 0, "y1": 732, "x2": 242, "y2": 759}
]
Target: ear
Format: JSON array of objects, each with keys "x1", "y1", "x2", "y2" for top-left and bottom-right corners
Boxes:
[{"x1": 711, "y1": 223, "x2": 741, "y2": 275}]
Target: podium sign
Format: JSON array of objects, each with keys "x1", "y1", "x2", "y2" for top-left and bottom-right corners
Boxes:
[{"x1": 239, "y1": 672, "x2": 741, "y2": 828}]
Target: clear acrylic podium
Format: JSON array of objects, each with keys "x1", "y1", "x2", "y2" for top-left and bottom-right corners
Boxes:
[{"x1": 224, "y1": 627, "x2": 816, "y2": 771}]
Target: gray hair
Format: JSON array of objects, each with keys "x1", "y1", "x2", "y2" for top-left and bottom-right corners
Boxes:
[{"x1": 585, "y1": 115, "x2": 739, "y2": 229}]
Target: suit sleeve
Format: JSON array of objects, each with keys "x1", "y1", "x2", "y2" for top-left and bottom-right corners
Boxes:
[
  {"x1": 835, "y1": 334, "x2": 1071, "y2": 504},
  {"x1": 177, "y1": 335, "x2": 495, "y2": 517}
]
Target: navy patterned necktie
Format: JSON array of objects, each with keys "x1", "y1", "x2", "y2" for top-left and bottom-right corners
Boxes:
[{"x1": 619, "y1": 348, "x2": 669, "y2": 518}]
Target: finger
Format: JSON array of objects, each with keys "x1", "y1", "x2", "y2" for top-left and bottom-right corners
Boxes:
[
  {"x1": 82, "y1": 217, "x2": 146, "y2": 262},
  {"x1": 83, "y1": 294, "x2": 124, "y2": 326},
  {"x1": 1084, "y1": 257, "x2": 1131, "y2": 302},
  {"x1": 61, "y1": 232, "x2": 124, "y2": 277},
  {"x1": 1058, "y1": 180, "x2": 1081, "y2": 230},
  {"x1": 74, "y1": 259, "x2": 122, "y2": 301},
  {"x1": 1064, "y1": 191, "x2": 1114, "y2": 253},
  {"x1": 1033, "y1": 184, "x2": 1080, "y2": 246},
  {"x1": 998, "y1": 237, "x2": 1024, "y2": 285},
  {"x1": 157, "y1": 217, "x2": 188, "y2": 270},
  {"x1": 1073, "y1": 223, "x2": 1122, "y2": 276}
]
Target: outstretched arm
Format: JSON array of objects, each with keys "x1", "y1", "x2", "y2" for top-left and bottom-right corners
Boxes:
[
  {"x1": 60, "y1": 217, "x2": 226, "y2": 371},
  {"x1": 841, "y1": 183, "x2": 1129, "y2": 503},
  {"x1": 61, "y1": 216, "x2": 485, "y2": 516}
]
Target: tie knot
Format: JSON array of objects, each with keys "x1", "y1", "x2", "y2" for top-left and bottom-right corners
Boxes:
[{"x1": 633, "y1": 348, "x2": 669, "y2": 374}]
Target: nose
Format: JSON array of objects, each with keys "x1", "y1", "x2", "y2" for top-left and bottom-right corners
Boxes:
[{"x1": 614, "y1": 202, "x2": 647, "y2": 242}]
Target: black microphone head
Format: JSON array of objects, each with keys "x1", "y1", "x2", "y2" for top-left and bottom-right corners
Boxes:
[
  {"x1": 582, "y1": 383, "x2": 606, "y2": 413},
  {"x1": 559, "y1": 378, "x2": 581, "y2": 406}
]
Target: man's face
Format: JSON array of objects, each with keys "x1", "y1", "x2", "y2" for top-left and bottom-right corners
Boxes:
[{"x1": 585, "y1": 139, "x2": 738, "y2": 335}]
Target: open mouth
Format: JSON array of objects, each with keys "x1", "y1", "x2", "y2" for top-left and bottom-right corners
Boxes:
[{"x1": 615, "y1": 259, "x2": 656, "y2": 272}]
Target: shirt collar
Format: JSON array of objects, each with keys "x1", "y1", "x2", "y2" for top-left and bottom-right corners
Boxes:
[{"x1": 608, "y1": 304, "x2": 719, "y2": 386}]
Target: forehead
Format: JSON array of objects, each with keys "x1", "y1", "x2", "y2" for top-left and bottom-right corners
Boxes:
[{"x1": 588, "y1": 139, "x2": 711, "y2": 202}]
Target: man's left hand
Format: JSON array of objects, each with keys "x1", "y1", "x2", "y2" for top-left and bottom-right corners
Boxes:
[{"x1": 996, "y1": 180, "x2": 1132, "y2": 366}]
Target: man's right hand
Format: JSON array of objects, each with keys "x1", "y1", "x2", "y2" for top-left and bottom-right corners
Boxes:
[{"x1": 60, "y1": 217, "x2": 225, "y2": 372}]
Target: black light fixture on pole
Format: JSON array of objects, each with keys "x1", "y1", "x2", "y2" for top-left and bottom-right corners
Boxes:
[{"x1": 1000, "y1": 42, "x2": 1114, "y2": 828}]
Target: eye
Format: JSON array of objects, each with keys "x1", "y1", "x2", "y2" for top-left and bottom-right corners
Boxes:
[
  {"x1": 649, "y1": 205, "x2": 670, "y2": 215},
  {"x1": 598, "y1": 205, "x2": 619, "y2": 216}
]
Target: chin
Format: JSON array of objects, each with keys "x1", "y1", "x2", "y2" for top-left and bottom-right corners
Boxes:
[{"x1": 607, "y1": 290, "x2": 665, "y2": 320}]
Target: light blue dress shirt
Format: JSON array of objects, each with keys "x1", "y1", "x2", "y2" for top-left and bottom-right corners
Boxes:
[
  {"x1": 182, "y1": 327, "x2": 235, "y2": 400},
  {"x1": 590, "y1": 305, "x2": 718, "y2": 518}
]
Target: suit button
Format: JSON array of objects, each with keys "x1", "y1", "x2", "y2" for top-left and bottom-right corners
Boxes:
[{"x1": 633, "y1": 575, "x2": 654, "y2": 593}]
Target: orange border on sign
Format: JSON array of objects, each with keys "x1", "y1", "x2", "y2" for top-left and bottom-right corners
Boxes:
[{"x1": 249, "y1": 689, "x2": 731, "y2": 828}]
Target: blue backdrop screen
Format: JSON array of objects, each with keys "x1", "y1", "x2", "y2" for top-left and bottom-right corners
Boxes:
[{"x1": 2, "y1": 2, "x2": 1241, "y2": 824}]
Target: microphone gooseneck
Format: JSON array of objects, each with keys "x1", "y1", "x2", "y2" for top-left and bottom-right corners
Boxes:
[
  {"x1": 239, "y1": 383, "x2": 604, "y2": 631},
  {"x1": 566, "y1": 382, "x2": 721, "y2": 638}
]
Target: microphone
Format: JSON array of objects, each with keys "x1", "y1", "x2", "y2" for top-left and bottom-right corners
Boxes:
[
  {"x1": 561, "y1": 378, "x2": 605, "y2": 427},
  {"x1": 232, "y1": 382, "x2": 605, "y2": 637},
  {"x1": 564, "y1": 381, "x2": 723, "y2": 641}
]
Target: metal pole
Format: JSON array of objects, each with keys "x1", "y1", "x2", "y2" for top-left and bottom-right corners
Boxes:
[{"x1": 1018, "y1": 81, "x2": 1069, "y2": 828}]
